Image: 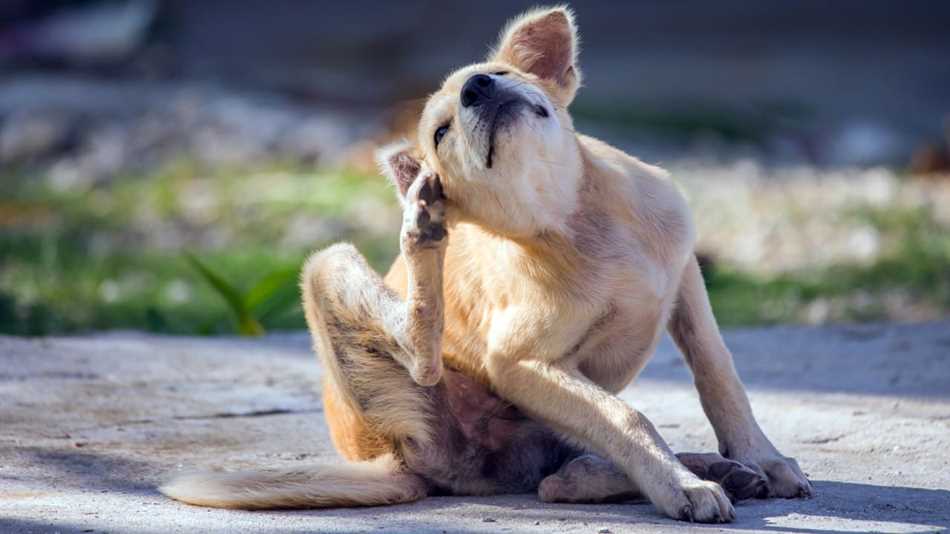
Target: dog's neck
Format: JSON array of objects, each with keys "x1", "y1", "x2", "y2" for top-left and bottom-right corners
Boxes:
[
  {"x1": 446, "y1": 138, "x2": 585, "y2": 240},
  {"x1": 451, "y1": 186, "x2": 598, "y2": 291}
]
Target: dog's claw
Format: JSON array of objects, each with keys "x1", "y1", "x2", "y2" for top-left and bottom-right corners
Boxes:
[{"x1": 680, "y1": 504, "x2": 694, "y2": 522}]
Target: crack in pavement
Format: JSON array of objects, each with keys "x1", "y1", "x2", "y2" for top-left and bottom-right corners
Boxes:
[
  {"x1": 171, "y1": 408, "x2": 323, "y2": 421},
  {"x1": 65, "y1": 407, "x2": 323, "y2": 433}
]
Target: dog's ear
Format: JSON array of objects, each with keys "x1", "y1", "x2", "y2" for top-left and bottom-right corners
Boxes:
[
  {"x1": 490, "y1": 6, "x2": 581, "y2": 104},
  {"x1": 376, "y1": 141, "x2": 421, "y2": 199}
]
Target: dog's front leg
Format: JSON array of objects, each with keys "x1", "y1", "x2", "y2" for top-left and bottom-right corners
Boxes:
[
  {"x1": 668, "y1": 255, "x2": 812, "y2": 498},
  {"x1": 486, "y1": 343, "x2": 734, "y2": 523},
  {"x1": 539, "y1": 452, "x2": 766, "y2": 504}
]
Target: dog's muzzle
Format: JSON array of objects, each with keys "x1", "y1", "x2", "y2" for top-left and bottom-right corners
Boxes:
[{"x1": 460, "y1": 74, "x2": 527, "y2": 168}]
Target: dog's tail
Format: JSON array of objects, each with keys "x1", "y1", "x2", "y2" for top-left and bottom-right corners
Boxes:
[{"x1": 159, "y1": 454, "x2": 427, "y2": 509}]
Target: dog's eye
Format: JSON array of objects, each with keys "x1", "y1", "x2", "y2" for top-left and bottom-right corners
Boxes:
[
  {"x1": 434, "y1": 124, "x2": 449, "y2": 147},
  {"x1": 492, "y1": 71, "x2": 508, "y2": 76}
]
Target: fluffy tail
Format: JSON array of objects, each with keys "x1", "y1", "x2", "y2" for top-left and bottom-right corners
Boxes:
[{"x1": 159, "y1": 454, "x2": 427, "y2": 509}]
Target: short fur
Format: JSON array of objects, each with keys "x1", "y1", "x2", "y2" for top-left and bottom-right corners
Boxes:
[{"x1": 162, "y1": 7, "x2": 811, "y2": 521}]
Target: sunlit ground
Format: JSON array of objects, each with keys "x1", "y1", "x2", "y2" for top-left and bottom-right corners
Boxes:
[{"x1": 1, "y1": 159, "x2": 949, "y2": 336}]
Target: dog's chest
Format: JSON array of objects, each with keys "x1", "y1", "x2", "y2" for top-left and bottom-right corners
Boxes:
[
  {"x1": 573, "y1": 296, "x2": 670, "y2": 392},
  {"x1": 550, "y1": 242, "x2": 679, "y2": 391},
  {"x1": 440, "y1": 215, "x2": 681, "y2": 388}
]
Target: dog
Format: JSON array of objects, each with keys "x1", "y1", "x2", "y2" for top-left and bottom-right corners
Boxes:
[{"x1": 161, "y1": 7, "x2": 811, "y2": 522}]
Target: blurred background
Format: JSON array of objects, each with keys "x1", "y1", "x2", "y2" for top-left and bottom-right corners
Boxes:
[{"x1": 1, "y1": 0, "x2": 948, "y2": 336}]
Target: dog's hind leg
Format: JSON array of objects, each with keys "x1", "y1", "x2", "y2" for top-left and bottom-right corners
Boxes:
[
  {"x1": 161, "y1": 242, "x2": 439, "y2": 509},
  {"x1": 300, "y1": 171, "x2": 449, "y2": 462},
  {"x1": 539, "y1": 453, "x2": 767, "y2": 504},
  {"x1": 538, "y1": 454, "x2": 639, "y2": 504},
  {"x1": 301, "y1": 240, "x2": 444, "y2": 458},
  {"x1": 161, "y1": 173, "x2": 448, "y2": 510},
  {"x1": 305, "y1": 171, "x2": 448, "y2": 390},
  {"x1": 676, "y1": 453, "x2": 768, "y2": 502}
]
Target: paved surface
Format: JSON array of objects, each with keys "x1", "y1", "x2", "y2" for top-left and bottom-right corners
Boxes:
[{"x1": 1, "y1": 322, "x2": 949, "y2": 533}]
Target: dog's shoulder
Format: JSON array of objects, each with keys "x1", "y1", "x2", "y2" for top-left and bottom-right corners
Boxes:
[{"x1": 576, "y1": 134, "x2": 696, "y2": 263}]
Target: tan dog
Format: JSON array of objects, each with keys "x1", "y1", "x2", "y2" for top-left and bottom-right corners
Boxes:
[{"x1": 161, "y1": 7, "x2": 811, "y2": 522}]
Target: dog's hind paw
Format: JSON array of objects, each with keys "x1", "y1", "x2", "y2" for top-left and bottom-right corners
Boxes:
[
  {"x1": 401, "y1": 172, "x2": 447, "y2": 251},
  {"x1": 676, "y1": 452, "x2": 768, "y2": 502},
  {"x1": 707, "y1": 458, "x2": 769, "y2": 502}
]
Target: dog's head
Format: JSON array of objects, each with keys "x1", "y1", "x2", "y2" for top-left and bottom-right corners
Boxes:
[{"x1": 379, "y1": 7, "x2": 584, "y2": 237}]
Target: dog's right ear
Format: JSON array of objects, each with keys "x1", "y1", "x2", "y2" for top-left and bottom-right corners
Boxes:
[
  {"x1": 376, "y1": 141, "x2": 421, "y2": 199},
  {"x1": 490, "y1": 6, "x2": 581, "y2": 105}
]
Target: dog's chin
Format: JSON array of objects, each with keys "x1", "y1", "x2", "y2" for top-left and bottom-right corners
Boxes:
[{"x1": 485, "y1": 100, "x2": 526, "y2": 169}]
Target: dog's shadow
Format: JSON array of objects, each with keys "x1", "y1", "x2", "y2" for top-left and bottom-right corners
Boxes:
[
  {"x1": 298, "y1": 479, "x2": 950, "y2": 533},
  {"x1": 18, "y1": 446, "x2": 948, "y2": 533}
]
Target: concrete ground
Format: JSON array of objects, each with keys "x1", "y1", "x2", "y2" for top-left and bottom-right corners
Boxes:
[{"x1": 1, "y1": 322, "x2": 949, "y2": 533}]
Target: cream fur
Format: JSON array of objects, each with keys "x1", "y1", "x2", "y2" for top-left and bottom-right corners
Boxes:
[{"x1": 160, "y1": 454, "x2": 426, "y2": 509}]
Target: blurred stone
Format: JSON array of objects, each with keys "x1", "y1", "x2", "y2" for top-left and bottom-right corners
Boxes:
[
  {"x1": 0, "y1": 110, "x2": 74, "y2": 164},
  {"x1": 845, "y1": 226, "x2": 881, "y2": 263},
  {"x1": 15, "y1": 0, "x2": 157, "y2": 65},
  {"x1": 278, "y1": 116, "x2": 364, "y2": 166},
  {"x1": 825, "y1": 121, "x2": 906, "y2": 167},
  {"x1": 0, "y1": 76, "x2": 384, "y2": 184},
  {"x1": 675, "y1": 162, "x2": 948, "y2": 275},
  {"x1": 281, "y1": 215, "x2": 351, "y2": 249}
]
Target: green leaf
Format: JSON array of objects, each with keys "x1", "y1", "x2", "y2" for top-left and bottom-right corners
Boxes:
[
  {"x1": 237, "y1": 314, "x2": 265, "y2": 336},
  {"x1": 184, "y1": 253, "x2": 246, "y2": 314},
  {"x1": 184, "y1": 253, "x2": 264, "y2": 336},
  {"x1": 245, "y1": 268, "x2": 298, "y2": 311}
]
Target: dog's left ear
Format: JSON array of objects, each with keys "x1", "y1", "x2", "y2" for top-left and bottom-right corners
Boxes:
[
  {"x1": 490, "y1": 7, "x2": 581, "y2": 105},
  {"x1": 376, "y1": 140, "x2": 422, "y2": 201}
]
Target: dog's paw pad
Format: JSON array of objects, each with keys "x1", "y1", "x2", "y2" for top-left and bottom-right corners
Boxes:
[{"x1": 402, "y1": 173, "x2": 447, "y2": 249}]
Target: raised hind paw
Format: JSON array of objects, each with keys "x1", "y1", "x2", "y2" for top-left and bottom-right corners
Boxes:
[{"x1": 401, "y1": 172, "x2": 447, "y2": 252}]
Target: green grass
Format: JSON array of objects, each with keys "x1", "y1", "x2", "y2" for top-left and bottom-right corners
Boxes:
[
  {"x1": 0, "y1": 160, "x2": 401, "y2": 336},
  {"x1": 1, "y1": 160, "x2": 947, "y2": 336}
]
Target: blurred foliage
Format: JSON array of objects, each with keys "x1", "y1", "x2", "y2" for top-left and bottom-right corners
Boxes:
[
  {"x1": 0, "y1": 160, "x2": 399, "y2": 336},
  {"x1": 1, "y1": 159, "x2": 948, "y2": 336},
  {"x1": 183, "y1": 253, "x2": 297, "y2": 336},
  {"x1": 572, "y1": 97, "x2": 813, "y2": 144},
  {"x1": 704, "y1": 204, "x2": 950, "y2": 325}
]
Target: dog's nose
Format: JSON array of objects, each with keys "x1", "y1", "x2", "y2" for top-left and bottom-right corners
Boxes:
[{"x1": 460, "y1": 74, "x2": 495, "y2": 108}]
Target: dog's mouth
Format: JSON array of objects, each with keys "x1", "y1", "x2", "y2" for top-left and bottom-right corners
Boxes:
[
  {"x1": 469, "y1": 92, "x2": 550, "y2": 169},
  {"x1": 485, "y1": 99, "x2": 526, "y2": 169},
  {"x1": 485, "y1": 98, "x2": 548, "y2": 169}
]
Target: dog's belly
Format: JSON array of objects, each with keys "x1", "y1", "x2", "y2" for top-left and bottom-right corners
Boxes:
[{"x1": 399, "y1": 368, "x2": 576, "y2": 496}]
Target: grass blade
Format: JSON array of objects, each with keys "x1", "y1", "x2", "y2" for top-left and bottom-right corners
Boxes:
[{"x1": 184, "y1": 252, "x2": 265, "y2": 336}]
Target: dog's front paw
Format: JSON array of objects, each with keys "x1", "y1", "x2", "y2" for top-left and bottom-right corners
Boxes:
[
  {"x1": 728, "y1": 446, "x2": 812, "y2": 499},
  {"x1": 653, "y1": 472, "x2": 735, "y2": 523},
  {"x1": 401, "y1": 172, "x2": 447, "y2": 252}
]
